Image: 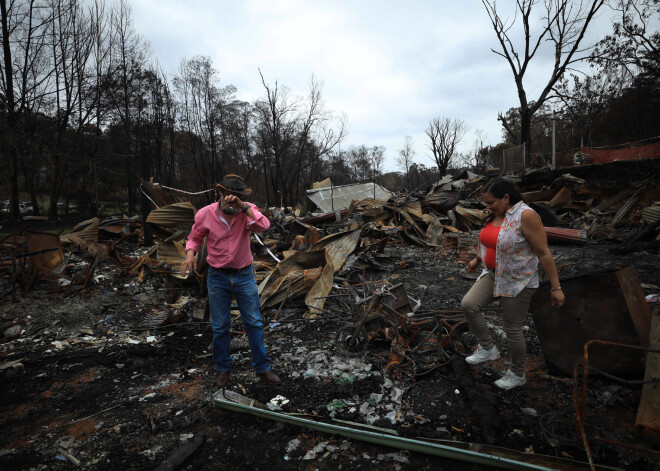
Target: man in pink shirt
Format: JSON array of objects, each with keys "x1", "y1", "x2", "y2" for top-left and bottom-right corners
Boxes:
[{"x1": 180, "y1": 174, "x2": 281, "y2": 387}]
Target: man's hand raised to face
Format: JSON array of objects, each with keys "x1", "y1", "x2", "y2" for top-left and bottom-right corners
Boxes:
[{"x1": 223, "y1": 193, "x2": 244, "y2": 211}]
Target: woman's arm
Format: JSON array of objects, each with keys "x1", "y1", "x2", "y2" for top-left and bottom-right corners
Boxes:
[
  {"x1": 521, "y1": 210, "x2": 565, "y2": 309},
  {"x1": 467, "y1": 256, "x2": 481, "y2": 272}
]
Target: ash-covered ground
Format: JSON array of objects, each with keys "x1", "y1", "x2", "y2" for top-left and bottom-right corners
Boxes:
[{"x1": 1, "y1": 239, "x2": 659, "y2": 471}]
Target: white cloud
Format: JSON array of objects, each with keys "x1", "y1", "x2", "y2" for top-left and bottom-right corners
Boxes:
[{"x1": 131, "y1": 0, "x2": 615, "y2": 173}]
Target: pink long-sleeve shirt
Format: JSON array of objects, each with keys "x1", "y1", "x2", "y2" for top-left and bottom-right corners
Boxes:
[{"x1": 185, "y1": 202, "x2": 270, "y2": 269}]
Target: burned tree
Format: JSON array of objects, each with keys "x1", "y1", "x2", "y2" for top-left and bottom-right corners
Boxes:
[
  {"x1": 483, "y1": 0, "x2": 606, "y2": 154},
  {"x1": 254, "y1": 72, "x2": 345, "y2": 207},
  {"x1": 1, "y1": 0, "x2": 54, "y2": 221},
  {"x1": 425, "y1": 117, "x2": 467, "y2": 176},
  {"x1": 592, "y1": 0, "x2": 660, "y2": 80},
  {"x1": 396, "y1": 136, "x2": 415, "y2": 190}
]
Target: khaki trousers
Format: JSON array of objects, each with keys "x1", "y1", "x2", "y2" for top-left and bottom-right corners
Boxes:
[{"x1": 460, "y1": 270, "x2": 536, "y2": 376}]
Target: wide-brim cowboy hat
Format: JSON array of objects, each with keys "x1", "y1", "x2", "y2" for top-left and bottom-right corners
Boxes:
[{"x1": 214, "y1": 174, "x2": 252, "y2": 196}]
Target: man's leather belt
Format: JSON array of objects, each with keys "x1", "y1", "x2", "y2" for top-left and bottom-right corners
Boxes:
[{"x1": 215, "y1": 265, "x2": 250, "y2": 274}]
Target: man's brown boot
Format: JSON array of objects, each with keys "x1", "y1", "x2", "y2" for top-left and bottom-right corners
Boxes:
[
  {"x1": 259, "y1": 370, "x2": 281, "y2": 385},
  {"x1": 216, "y1": 371, "x2": 229, "y2": 387}
]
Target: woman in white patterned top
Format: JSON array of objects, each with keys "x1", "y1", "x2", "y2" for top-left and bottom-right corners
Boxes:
[{"x1": 461, "y1": 178, "x2": 564, "y2": 390}]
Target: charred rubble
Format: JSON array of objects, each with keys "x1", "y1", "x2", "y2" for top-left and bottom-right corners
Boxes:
[{"x1": 1, "y1": 160, "x2": 660, "y2": 470}]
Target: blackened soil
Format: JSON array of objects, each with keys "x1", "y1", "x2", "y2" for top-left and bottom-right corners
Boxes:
[{"x1": 1, "y1": 240, "x2": 659, "y2": 470}]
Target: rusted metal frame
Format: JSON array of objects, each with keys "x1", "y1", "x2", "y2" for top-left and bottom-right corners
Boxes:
[
  {"x1": 377, "y1": 349, "x2": 440, "y2": 379},
  {"x1": 387, "y1": 315, "x2": 444, "y2": 378},
  {"x1": 381, "y1": 302, "x2": 408, "y2": 325},
  {"x1": 449, "y1": 320, "x2": 474, "y2": 357},
  {"x1": 573, "y1": 363, "x2": 595, "y2": 471},
  {"x1": 585, "y1": 366, "x2": 660, "y2": 386},
  {"x1": 337, "y1": 286, "x2": 448, "y2": 377},
  {"x1": 573, "y1": 339, "x2": 660, "y2": 471},
  {"x1": 401, "y1": 316, "x2": 441, "y2": 354},
  {"x1": 576, "y1": 340, "x2": 660, "y2": 418}
]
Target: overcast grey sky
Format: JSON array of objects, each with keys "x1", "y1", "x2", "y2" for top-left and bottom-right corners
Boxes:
[{"x1": 131, "y1": 0, "x2": 615, "y2": 172}]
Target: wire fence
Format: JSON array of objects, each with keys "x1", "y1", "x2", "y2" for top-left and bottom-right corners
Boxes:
[
  {"x1": 488, "y1": 143, "x2": 526, "y2": 175},
  {"x1": 486, "y1": 135, "x2": 660, "y2": 175}
]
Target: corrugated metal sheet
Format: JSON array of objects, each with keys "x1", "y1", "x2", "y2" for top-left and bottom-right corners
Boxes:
[
  {"x1": 613, "y1": 181, "x2": 649, "y2": 226},
  {"x1": 522, "y1": 189, "x2": 557, "y2": 203},
  {"x1": 64, "y1": 217, "x2": 99, "y2": 243},
  {"x1": 156, "y1": 239, "x2": 187, "y2": 268},
  {"x1": 548, "y1": 187, "x2": 573, "y2": 209},
  {"x1": 259, "y1": 251, "x2": 326, "y2": 308},
  {"x1": 544, "y1": 227, "x2": 587, "y2": 244},
  {"x1": 306, "y1": 183, "x2": 392, "y2": 213},
  {"x1": 454, "y1": 206, "x2": 489, "y2": 226},
  {"x1": 140, "y1": 179, "x2": 177, "y2": 208},
  {"x1": 594, "y1": 188, "x2": 635, "y2": 211},
  {"x1": 147, "y1": 202, "x2": 197, "y2": 232},
  {"x1": 310, "y1": 229, "x2": 361, "y2": 274},
  {"x1": 642, "y1": 205, "x2": 660, "y2": 224},
  {"x1": 25, "y1": 230, "x2": 65, "y2": 272}
]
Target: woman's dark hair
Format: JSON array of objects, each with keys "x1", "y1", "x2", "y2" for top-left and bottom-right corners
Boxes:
[{"x1": 483, "y1": 177, "x2": 524, "y2": 205}]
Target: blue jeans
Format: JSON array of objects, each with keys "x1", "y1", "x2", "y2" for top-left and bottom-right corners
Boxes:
[{"x1": 207, "y1": 265, "x2": 271, "y2": 374}]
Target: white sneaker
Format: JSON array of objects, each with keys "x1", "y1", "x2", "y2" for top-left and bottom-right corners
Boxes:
[
  {"x1": 494, "y1": 369, "x2": 526, "y2": 390},
  {"x1": 465, "y1": 345, "x2": 500, "y2": 365}
]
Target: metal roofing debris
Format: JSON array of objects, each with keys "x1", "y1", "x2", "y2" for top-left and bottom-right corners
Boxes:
[
  {"x1": 305, "y1": 229, "x2": 362, "y2": 316},
  {"x1": 530, "y1": 267, "x2": 651, "y2": 376},
  {"x1": 635, "y1": 313, "x2": 660, "y2": 434},
  {"x1": 212, "y1": 390, "x2": 603, "y2": 471},
  {"x1": 641, "y1": 203, "x2": 660, "y2": 225},
  {"x1": 24, "y1": 231, "x2": 66, "y2": 274},
  {"x1": 612, "y1": 180, "x2": 650, "y2": 226},
  {"x1": 522, "y1": 189, "x2": 558, "y2": 203},
  {"x1": 140, "y1": 178, "x2": 177, "y2": 208},
  {"x1": 544, "y1": 227, "x2": 587, "y2": 244},
  {"x1": 146, "y1": 202, "x2": 197, "y2": 233},
  {"x1": 548, "y1": 186, "x2": 574, "y2": 209},
  {"x1": 259, "y1": 250, "x2": 327, "y2": 309},
  {"x1": 306, "y1": 182, "x2": 392, "y2": 213},
  {"x1": 454, "y1": 207, "x2": 489, "y2": 227},
  {"x1": 430, "y1": 172, "x2": 480, "y2": 192},
  {"x1": 67, "y1": 218, "x2": 100, "y2": 242},
  {"x1": 156, "y1": 240, "x2": 187, "y2": 269}
]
